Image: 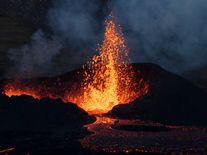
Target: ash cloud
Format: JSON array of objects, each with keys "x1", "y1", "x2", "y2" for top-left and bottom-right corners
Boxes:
[
  {"x1": 111, "y1": 0, "x2": 207, "y2": 74},
  {"x1": 6, "y1": 0, "x2": 103, "y2": 78},
  {"x1": 7, "y1": 30, "x2": 62, "y2": 78},
  {"x1": 48, "y1": 0, "x2": 102, "y2": 49},
  {"x1": 6, "y1": 0, "x2": 207, "y2": 78}
]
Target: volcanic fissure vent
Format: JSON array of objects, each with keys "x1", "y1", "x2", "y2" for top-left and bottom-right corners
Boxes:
[
  {"x1": 2, "y1": 14, "x2": 149, "y2": 114},
  {"x1": 80, "y1": 15, "x2": 149, "y2": 114}
]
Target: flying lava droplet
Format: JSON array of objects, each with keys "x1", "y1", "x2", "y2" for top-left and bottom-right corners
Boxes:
[{"x1": 2, "y1": 14, "x2": 149, "y2": 114}]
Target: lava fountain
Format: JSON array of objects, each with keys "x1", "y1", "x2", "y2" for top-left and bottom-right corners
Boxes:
[
  {"x1": 2, "y1": 14, "x2": 149, "y2": 114},
  {"x1": 81, "y1": 15, "x2": 148, "y2": 114}
]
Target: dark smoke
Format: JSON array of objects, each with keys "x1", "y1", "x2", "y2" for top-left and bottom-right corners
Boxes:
[
  {"x1": 111, "y1": 0, "x2": 207, "y2": 74},
  {"x1": 5, "y1": 0, "x2": 207, "y2": 77},
  {"x1": 6, "y1": 0, "x2": 104, "y2": 78},
  {"x1": 48, "y1": 0, "x2": 102, "y2": 49},
  {"x1": 7, "y1": 30, "x2": 62, "y2": 77}
]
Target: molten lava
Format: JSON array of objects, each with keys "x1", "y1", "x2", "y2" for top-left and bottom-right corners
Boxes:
[
  {"x1": 2, "y1": 14, "x2": 149, "y2": 114},
  {"x1": 81, "y1": 15, "x2": 148, "y2": 113}
]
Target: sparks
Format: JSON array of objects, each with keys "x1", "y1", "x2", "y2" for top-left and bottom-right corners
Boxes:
[
  {"x1": 2, "y1": 14, "x2": 149, "y2": 114},
  {"x1": 80, "y1": 15, "x2": 148, "y2": 114}
]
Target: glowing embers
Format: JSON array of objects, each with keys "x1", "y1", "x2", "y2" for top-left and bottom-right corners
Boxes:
[
  {"x1": 2, "y1": 15, "x2": 149, "y2": 114},
  {"x1": 3, "y1": 80, "x2": 41, "y2": 100},
  {"x1": 81, "y1": 15, "x2": 149, "y2": 114},
  {"x1": 2, "y1": 79, "x2": 83, "y2": 105}
]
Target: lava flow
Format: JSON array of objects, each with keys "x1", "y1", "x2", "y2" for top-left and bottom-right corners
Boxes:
[{"x1": 2, "y1": 14, "x2": 149, "y2": 114}]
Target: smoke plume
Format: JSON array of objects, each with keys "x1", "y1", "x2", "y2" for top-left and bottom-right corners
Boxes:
[
  {"x1": 7, "y1": 30, "x2": 62, "y2": 77},
  {"x1": 6, "y1": 0, "x2": 103, "y2": 77},
  {"x1": 6, "y1": 0, "x2": 207, "y2": 77},
  {"x1": 111, "y1": 0, "x2": 207, "y2": 73}
]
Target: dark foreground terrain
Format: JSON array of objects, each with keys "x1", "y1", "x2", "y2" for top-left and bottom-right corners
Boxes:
[
  {"x1": 0, "y1": 94, "x2": 96, "y2": 154},
  {"x1": 1, "y1": 64, "x2": 207, "y2": 154},
  {"x1": 81, "y1": 116, "x2": 207, "y2": 154},
  {"x1": 111, "y1": 63, "x2": 207, "y2": 126}
]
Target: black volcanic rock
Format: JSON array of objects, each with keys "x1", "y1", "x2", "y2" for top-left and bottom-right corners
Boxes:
[
  {"x1": 0, "y1": 94, "x2": 94, "y2": 132},
  {"x1": 111, "y1": 63, "x2": 207, "y2": 126},
  {"x1": 0, "y1": 94, "x2": 95, "y2": 154}
]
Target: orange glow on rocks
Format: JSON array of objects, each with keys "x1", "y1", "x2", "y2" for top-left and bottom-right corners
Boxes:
[
  {"x1": 2, "y1": 14, "x2": 149, "y2": 114},
  {"x1": 3, "y1": 82, "x2": 41, "y2": 100}
]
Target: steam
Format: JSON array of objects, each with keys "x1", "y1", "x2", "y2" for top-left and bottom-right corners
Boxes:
[
  {"x1": 48, "y1": 0, "x2": 101, "y2": 49},
  {"x1": 7, "y1": 30, "x2": 62, "y2": 77},
  {"x1": 5, "y1": 0, "x2": 207, "y2": 78},
  {"x1": 111, "y1": 0, "x2": 207, "y2": 73},
  {"x1": 6, "y1": 0, "x2": 102, "y2": 77}
]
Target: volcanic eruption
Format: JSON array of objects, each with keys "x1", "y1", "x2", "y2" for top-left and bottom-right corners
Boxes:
[
  {"x1": 81, "y1": 15, "x2": 148, "y2": 113},
  {"x1": 2, "y1": 14, "x2": 149, "y2": 114}
]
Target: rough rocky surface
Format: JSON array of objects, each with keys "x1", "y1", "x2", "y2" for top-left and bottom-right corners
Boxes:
[
  {"x1": 0, "y1": 94, "x2": 95, "y2": 154},
  {"x1": 110, "y1": 63, "x2": 207, "y2": 125},
  {"x1": 0, "y1": 94, "x2": 94, "y2": 131}
]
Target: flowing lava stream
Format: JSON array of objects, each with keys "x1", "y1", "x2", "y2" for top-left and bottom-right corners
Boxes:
[{"x1": 2, "y1": 14, "x2": 149, "y2": 114}]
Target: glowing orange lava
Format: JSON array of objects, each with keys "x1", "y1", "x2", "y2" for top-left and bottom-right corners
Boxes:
[
  {"x1": 3, "y1": 80, "x2": 41, "y2": 100},
  {"x1": 2, "y1": 14, "x2": 149, "y2": 114},
  {"x1": 80, "y1": 15, "x2": 148, "y2": 114}
]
